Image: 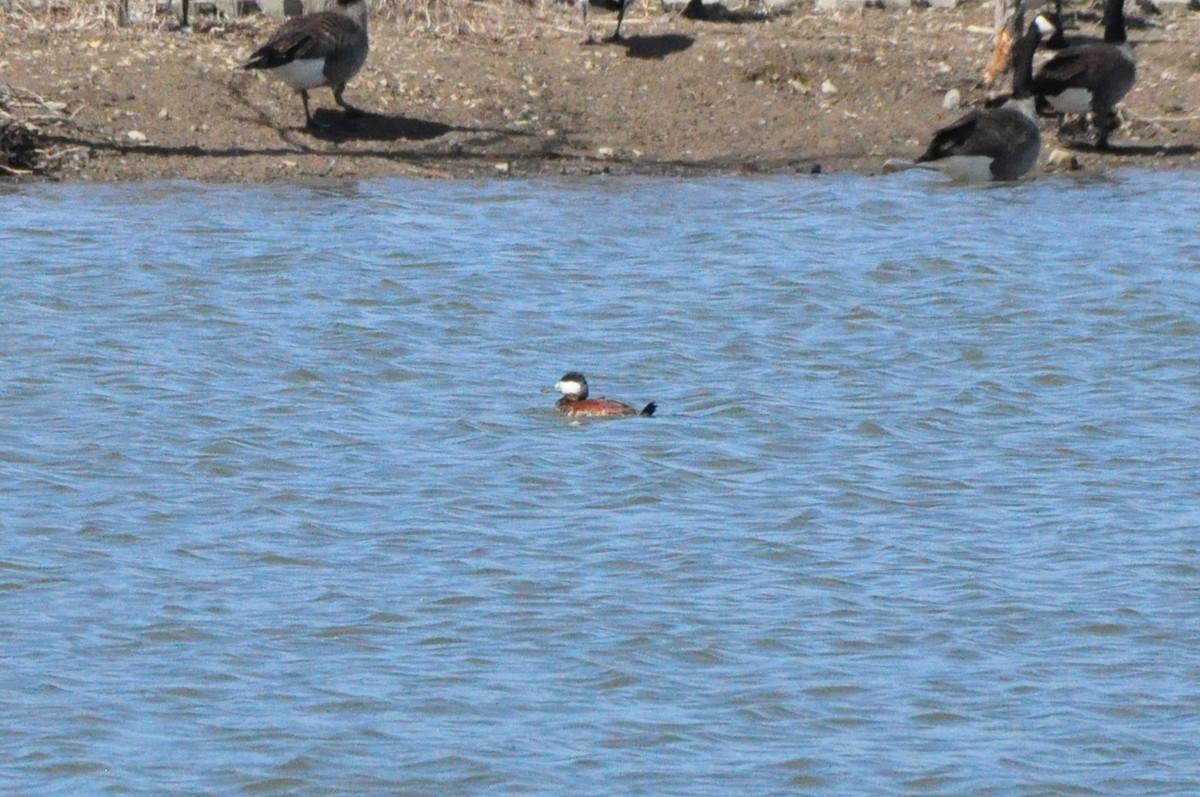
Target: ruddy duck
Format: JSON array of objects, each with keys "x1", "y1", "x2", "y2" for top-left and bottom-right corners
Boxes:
[{"x1": 554, "y1": 372, "x2": 657, "y2": 418}]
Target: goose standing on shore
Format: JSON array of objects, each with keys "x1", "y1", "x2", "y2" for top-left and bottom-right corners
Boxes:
[
  {"x1": 577, "y1": 0, "x2": 635, "y2": 43},
  {"x1": 1032, "y1": 0, "x2": 1135, "y2": 149},
  {"x1": 607, "y1": 0, "x2": 635, "y2": 41},
  {"x1": 915, "y1": 18, "x2": 1043, "y2": 182},
  {"x1": 243, "y1": 0, "x2": 369, "y2": 129}
]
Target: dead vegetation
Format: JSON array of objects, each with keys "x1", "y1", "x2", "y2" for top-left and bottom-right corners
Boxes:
[
  {"x1": 0, "y1": 0, "x2": 125, "y2": 32},
  {"x1": 0, "y1": 84, "x2": 88, "y2": 175}
]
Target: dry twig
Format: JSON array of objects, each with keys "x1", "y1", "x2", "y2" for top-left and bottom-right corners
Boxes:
[{"x1": 1, "y1": 83, "x2": 85, "y2": 176}]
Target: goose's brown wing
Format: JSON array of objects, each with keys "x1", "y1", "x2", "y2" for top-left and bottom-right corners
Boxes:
[
  {"x1": 922, "y1": 107, "x2": 1038, "y2": 163},
  {"x1": 1033, "y1": 45, "x2": 1119, "y2": 94},
  {"x1": 917, "y1": 109, "x2": 985, "y2": 162},
  {"x1": 245, "y1": 12, "x2": 361, "y2": 68}
]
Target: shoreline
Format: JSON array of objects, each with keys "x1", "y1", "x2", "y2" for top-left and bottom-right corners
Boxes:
[{"x1": 2, "y1": 2, "x2": 1198, "y2": 183}]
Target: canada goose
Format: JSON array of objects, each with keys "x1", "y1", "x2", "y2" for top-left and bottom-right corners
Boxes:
[
  {"x1": 915, "y1": 19, "x2": 1043, "y2": 182},
  {"x1": 1032, "y1": 0, "x2": 1135, "y2": 150},
  {"x1": 243, "y1": 0, "x2": 369, "y2": 129}
]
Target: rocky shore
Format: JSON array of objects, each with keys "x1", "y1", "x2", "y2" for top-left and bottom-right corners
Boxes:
[{"x1": 1, "y1": 0, "x2": 1198, "y2": 181}]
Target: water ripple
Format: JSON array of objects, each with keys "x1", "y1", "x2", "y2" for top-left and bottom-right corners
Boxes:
[{"x1": 2, "y1": 172, "x2": 1199, "y2": 795}]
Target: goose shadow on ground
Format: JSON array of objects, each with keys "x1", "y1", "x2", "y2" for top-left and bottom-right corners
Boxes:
[
  {"x1": 606, "y1": 33, "x2": 695, "y2": 60},
  {"x1": 305, "y1": 110, "x2": 459, "y2": 143},
  {"x1": 37, "y1": 108, "x2": 537, "y2": 173},
  {"x1": 1062, "y1": 141, "x2": 1199, "y2": 157},
  {"x1": 680, "y1": 0, "x2": 771, "y2": 24}
]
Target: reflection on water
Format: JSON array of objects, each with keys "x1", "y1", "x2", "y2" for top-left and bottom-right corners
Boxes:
[{"x1": 2, "y1": 171, "x2": 1200, "y2": 795}]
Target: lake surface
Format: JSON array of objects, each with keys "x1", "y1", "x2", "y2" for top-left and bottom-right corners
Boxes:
[{"x1": 2, "y1": 171, "x2": 1199, "y2": 796}]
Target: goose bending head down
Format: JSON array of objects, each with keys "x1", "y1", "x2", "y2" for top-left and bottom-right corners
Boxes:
[
  {"x1": 915, "y1": 19, "x2": 1043, "y2": 182},
  {"x1": 243, "y1": 0, "x2": 370, "y2": 129}
]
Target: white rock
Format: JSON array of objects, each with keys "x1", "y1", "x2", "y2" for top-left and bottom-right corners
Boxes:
[
  {"x1": 125, "y1": 130, "x2": 147, "y2": 142},
  {"x1": 942, "y1": 88, "x2": 961, "y2": 110},
  {"x1": 1047, "y1": 149, "x2": 1082, "y2": 170}
]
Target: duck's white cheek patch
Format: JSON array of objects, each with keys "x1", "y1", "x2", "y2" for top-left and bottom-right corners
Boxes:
[{"x1": 556, "y1": 380, "x2": 584, "y2": 396}]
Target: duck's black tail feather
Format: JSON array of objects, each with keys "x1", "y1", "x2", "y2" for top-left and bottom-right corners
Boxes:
[{"x1": 641, "y1": 402, "x2": 657, "y2": 417}]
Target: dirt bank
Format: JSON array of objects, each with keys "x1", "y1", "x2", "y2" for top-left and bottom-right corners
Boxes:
[{"x1": 1, "y1": 0, "x2": 1198, "y2": 182}]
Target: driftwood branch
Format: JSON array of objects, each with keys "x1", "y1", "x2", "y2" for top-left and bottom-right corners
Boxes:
[{"x1": 1, "y1": 83, "x2": 83, "y2": 176}]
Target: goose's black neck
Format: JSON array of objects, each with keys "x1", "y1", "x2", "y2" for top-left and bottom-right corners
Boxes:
[
  {"x1": 1103, "y1": 0, "x2": 1127, "y2": 45},
  {"x1": 1010, "y1": 20, "x2": 1042, "y2": 101},
  {"x1": 1045, "y1": 0, "x2": 1069, "y2": 48}
]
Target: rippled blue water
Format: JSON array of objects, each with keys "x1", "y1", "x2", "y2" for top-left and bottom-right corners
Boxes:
[{"x1": 2, "y1": 171, "x2": 1199, "y2": 796}]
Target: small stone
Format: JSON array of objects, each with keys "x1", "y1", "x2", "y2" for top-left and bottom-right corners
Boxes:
[
  {"x1": 494, "y1": 162, "x2": 510, "y2": 173},
  {"x1": 942, "y1": 88, "x2": 961, "y2": 110},
  {"x1": 787, "y1": 78, "x2": 810, "y2": 94},
  {"x1": 597, "y1": 146, "x2": 615, "y2": 159},
  {"x1": 821, "y1": 79, "x2": 838, "y2": 95},
  {"x1": 1047, "y1": 149, "x2": 1083, "y2": 171},
  {"x1": 125, "y1": 130, "x2": 147, "y2": 142}
]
